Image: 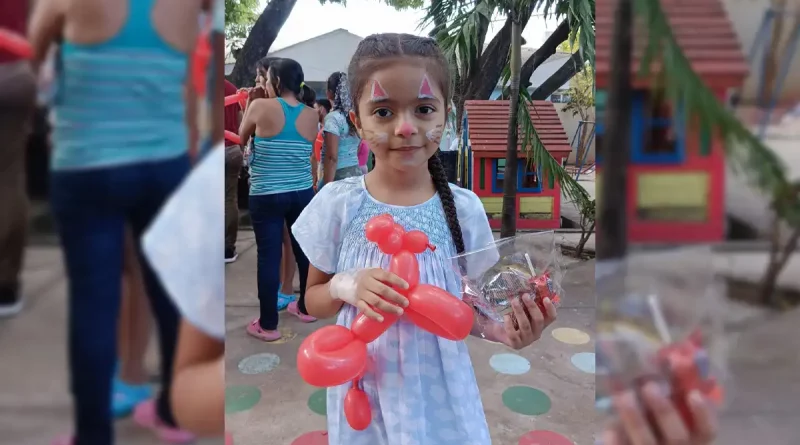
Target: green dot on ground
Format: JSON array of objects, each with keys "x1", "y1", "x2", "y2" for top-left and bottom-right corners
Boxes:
[
  {"x1": 225, "y1": 385, "x2": 261, "y2": 414},
  {"x1": 502, "y1": 386, "x2": 551, "y2": 416},
  {"x1": 307, "y1": 389, "x2": 327, "y2": 416}
]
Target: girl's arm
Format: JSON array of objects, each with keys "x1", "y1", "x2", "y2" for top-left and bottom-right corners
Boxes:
[
  {"x1": 322, "y1": 132, "x2": 339, "y2": 184},
  {"x1": 28, "y1": 0, "x2": 65, "y2": 72},
  {"x1": 311, "y1": 155, "x2": 319, "y2": 187},
  {"x1": 171, "y1": 320, "x2": 224, "y2": 436},
  {"x1": 304, "y1": 266, "x2": 344, "y2": 319}
]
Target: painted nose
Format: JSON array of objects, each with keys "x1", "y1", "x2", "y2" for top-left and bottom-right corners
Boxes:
[{"x1": 395, "y1": 120, "x2": 417, "y2": 138}]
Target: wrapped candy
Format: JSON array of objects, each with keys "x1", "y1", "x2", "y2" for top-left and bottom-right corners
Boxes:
[
  {"x1": 451, "y1": 231, "x2": 564, "y2": 339},
  {"x1": 595, "y1": 247, "x2": 730, "y2": 431}
]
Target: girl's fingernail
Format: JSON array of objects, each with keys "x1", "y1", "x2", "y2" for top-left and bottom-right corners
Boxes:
[
  {"x1": 397, "y1": 308, "x2": 404, "y2": 315},
  {"x1": 620, "y1": 391, "x2": 637, "y2": 408},
  {"x1": 643, "y1": 382, "x2": 664, "y2": 398},
  {"x1": 377, "y1": 316, "x2": 384, "y2": 322},
  {"x1": 543, "y1": 296, "x2": 551, "y2": 304},
  {"x1": 688, "y1": 389, "x2": 704, "y2": 406}
]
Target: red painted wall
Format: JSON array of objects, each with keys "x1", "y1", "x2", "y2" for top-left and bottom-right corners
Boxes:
[{"x1": 471, "y1": 153, "x2": 567, "y2": 230}]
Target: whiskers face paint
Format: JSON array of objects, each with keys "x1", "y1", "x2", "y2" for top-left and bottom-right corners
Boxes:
[{"x1": 426, "y1": 125, "x2": 444, "y2": 144}]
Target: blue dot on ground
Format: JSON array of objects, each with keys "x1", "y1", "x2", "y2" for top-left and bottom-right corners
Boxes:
[
  {"x1": 238, "y1": 353, "x2": 280, "y2": 375},
  {"x1": 490, "y1": 353, "x2": 531, "y2": 375},
  {"x1": 570, "y1": 352, "x2": 595, "y2": 374}
]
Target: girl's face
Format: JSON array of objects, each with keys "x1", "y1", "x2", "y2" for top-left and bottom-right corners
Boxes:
[
  {"x1": 353, "y1": 62, "x2": 447, "y2": 172},
  {"x1": 264, "y1": 69, "x2": 278, "y2": 98},
  {"x1": 255, "y1": 69, "x2": 268, "y2": 91}
]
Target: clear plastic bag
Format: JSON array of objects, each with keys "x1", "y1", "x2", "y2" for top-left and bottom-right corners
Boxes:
[
  {"x1": 451, "y1": 231, "x2": 565, "y2": 339},
  {"x1": 595, "y1": 247, "x2": 730, "y2": 425}
]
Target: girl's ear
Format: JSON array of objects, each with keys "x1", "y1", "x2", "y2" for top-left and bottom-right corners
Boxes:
[{"x1": 349, "y1": 110, "x2": 361, "y2": 131}]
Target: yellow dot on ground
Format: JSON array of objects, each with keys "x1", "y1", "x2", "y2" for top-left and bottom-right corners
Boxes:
[
  {"x1": 269, "y1": 327, "x2": 297, "y2": 345},
  {"x1": 551, "y1": 327, "x2": 590, "y2": 345}
]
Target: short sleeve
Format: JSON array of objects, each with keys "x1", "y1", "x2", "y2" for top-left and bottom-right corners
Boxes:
[
  {"x1": 450, "y1": 184, "x2": 500, "y2": 277},
  {"x1": 323, "y1": 111, "x2": 344, "y2": 137},
  {"x1": 292, "y1": 177, "x2": 366, "y2": 274},
  {"x1": 143, "y1": 145, "x2": 225, "y2": 341}
]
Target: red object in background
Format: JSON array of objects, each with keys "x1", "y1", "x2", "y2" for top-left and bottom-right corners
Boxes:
[
  {"x1": 0, "y1": 0, "x2": 29, "y2": 63},
  {"x1": 0, "y1": 28, "x2": 32, "y2": 60},
  {"x1": 313, "y1": 129, "x2": 324, "y2": 162},
  {"x1": 224, "y1": 130, "x2": 241, "y2": 145},
  {"x1": 224, "y1": 81, "x2": 242, "y2": 147},
  {"x1": 191, "y1": 23, "x2": 211, "y2": 97}
]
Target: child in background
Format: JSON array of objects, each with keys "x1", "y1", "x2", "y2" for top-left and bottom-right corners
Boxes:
[
  {"x1": 357, "y1": 139, "x2": 369, "y2": 174},
  {"x1": 292, "y1": 33, "x2": 557, "y2": 444}
]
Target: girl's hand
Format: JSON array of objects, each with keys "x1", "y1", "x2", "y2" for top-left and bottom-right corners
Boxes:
[
  {"x1": 248, "y1": 86, "x2": 266, "y2": 101},
  {"x1": 602, "y1": 383, "x2": 717, "y2": 445},
  {"x1": 497, "y1": 294, "x2": 556, "y2": 350},
  {"x1": 350, "y1": 269, "x2": 410, "y2": 322}
]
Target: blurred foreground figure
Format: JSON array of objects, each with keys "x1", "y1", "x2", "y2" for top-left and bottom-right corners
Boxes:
[
  {"x1": 27, "y1": 0, "x2": 209, "y2": 443},
  {"x1": 0, "y1": 0, "x2": 36, "y2": 318}
]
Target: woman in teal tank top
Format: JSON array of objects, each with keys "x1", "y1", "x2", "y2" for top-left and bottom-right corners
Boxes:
[
  {"x1": 320, "y1": 71, "x2": 363, "y2": 188},
  {"x1": 28, "y1": 0, "x2": 207, "y2": 443},
  {"x1": 238, "y1": 58, "x2": 319, "y2": 342}
]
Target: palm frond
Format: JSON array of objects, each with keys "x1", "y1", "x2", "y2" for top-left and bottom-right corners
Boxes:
[
  {"x1": 429, "y1": 2, "x2": 494, "y2": 81},
  {"x1": 516, "y1": 89, "x2": 591, "y2": 206},
  {"x1": 634, "y1": 0, "x2": 786, "y2": 195}
]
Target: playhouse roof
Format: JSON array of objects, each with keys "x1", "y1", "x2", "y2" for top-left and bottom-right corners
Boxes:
[
  {"x1": 595, "y1": 0, "x2": 748, "y2": 88},
  {"x1": 464, "y1": 100, "x2": 572, "y2": 154}
]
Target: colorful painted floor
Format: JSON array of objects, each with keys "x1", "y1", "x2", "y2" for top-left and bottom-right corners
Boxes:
[{"x1": 224, "y1": 232, "x2": 598, "y2": 445}]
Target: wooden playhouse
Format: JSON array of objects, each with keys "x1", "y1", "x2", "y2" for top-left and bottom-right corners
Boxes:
[
  {"x1": 459, "y1": 100, "x2": 573, "y2": 230},
  {"x1": 595, "y1": 0, "x2": 748, "y2": 243}
]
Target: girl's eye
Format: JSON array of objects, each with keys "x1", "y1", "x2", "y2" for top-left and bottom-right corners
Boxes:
[
  {"x1": 418, "y1": 105, "x2": 436, "y2": 115},
  {"x1": 374, "y1": 108, "x2": 393, "y2": 118}
]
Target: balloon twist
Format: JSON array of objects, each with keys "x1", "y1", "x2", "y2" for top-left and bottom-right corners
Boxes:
[
  {"x1": 296, "y1": 214, "x2": 474, "y2": 430},
  {"x1": 0, "y1": 28, "x2": 32, "y2": 59}
]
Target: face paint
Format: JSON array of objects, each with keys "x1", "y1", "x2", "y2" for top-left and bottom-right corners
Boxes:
[
  {"x1": 369, "y1": 80, "x2": 389, "y2": 102},
  {"x1": 418, "y1": 75, "x2": 436, "y2": 100},
  {"x1": 426, "y1": 125, "x2": 444, "y2": 144},
  {"x1": 397, "y1": 121, "x2": 415, "y2": 138},
  {"x1": 365, "y1": 129, "x2": 389, "y2": 146}
]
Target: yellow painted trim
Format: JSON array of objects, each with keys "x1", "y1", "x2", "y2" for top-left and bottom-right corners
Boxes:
[
  {"x1": 520, "y1": 197, "x2": 553, "y2": 214},
  {"x1": 636, "y1": 172, "x2": 709, "y2": 208},
  {"x1": 481, "y1": 197, "x2": 503, "y2": 215}
]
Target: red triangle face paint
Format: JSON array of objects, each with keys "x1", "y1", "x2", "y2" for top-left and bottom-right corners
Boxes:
[
  {"x1": 418, "y1": 75, "x2": 435, "y2": 99},
  {"x1": 370, "y1": 80, "x2": 388, "y2": 102}
]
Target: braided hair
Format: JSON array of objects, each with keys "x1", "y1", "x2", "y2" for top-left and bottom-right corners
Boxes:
[
  {"x1": 348, "y1": 33, "x2": 465, "y2": 254},
  {"x1": 327, "y1": 71, "x2": 358, "y2": 135}
]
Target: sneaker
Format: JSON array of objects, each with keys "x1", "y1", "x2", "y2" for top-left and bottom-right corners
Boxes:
[
  {"x1": 51, "y1": 436, "x2": 73, "y2": 445},
  {"x1": 112, "y1": 378, "x2": 152, "y2": 418},
  {"x1": 224, "y1": 248, "x2": 238, "y2": 264},
  {"x1": 245, "y1": 319, "x2": 282, "y2": 342},
  {"x1": 0, "y1": 286, "x2": 22, "y2": 318},
  {"x1": 287, "y1": 301, "x2": 316, "y2": 323},
  {"x1": 133, "y1": 399, "x2": 195, "y2": 444}
]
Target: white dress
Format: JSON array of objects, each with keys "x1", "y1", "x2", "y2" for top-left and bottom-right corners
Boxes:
[{"x1": 292, "y1": 176, "x2": 495, "y2": 445}]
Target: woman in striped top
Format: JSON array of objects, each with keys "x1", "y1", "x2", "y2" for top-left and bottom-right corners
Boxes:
[
  {"x1": 28, "y1": 0, "x2": 208, "y2": 443},
  {"x1": 239, "y1": 57, "x2": 318, "y2": 342}
]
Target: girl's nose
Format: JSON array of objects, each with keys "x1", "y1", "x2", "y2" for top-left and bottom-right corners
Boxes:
[{"x1": 395, "y1": 120, "x2": 417, "y2": 138}]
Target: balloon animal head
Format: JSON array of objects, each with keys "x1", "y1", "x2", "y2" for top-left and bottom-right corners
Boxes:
[{"x1": 365, "y1": 214, "x2": 435, "y2": 255}]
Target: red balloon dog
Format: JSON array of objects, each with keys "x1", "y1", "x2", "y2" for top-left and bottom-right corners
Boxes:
[{"x1": 297, "y1": 214, "x2": 474, "y2": 430}]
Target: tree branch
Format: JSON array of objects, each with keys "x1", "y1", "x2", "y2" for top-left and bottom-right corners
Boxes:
[{"x1": 530, "y1": 51, "x2": 583, "y2": 100}]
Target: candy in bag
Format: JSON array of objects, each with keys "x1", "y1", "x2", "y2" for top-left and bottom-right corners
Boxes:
[{"x1": 451, "y1": 231, "x2": 564, "y2": 339}]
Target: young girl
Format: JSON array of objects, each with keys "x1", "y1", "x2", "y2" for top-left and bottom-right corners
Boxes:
[
  {"x1": 320, "y1": 71, "x2": 363, "y2": 188},
  {"x1": 292, "y1": 33, "x2": 557, "y2": 444}
]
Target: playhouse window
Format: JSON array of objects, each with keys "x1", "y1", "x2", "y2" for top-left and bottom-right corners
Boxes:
[
  {"x1": 631, "y1": 90, "x2": 685, "y2": 164},
  {"x1": 519, "y1": 160, "x2": 540, "y2": 191},
  {"x1": 494, "y1": 159, "x2": 506, "y2": 190}
]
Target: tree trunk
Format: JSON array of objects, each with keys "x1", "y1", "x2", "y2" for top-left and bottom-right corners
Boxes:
[
  {"x1": 575, "y1": 112, "x2": 590, "y2": 167},
  {"x1": 596, "y1": 0, "x2": 632, "y2": 260},
  {"x1": 500, "y1": 16, "x2": 522, "y2": 238},
  {"x1": 760, "y1": 214, "x2": 800, "y2": 307},
  {"x1": 227, "y1": 0, "x2": 298, "y2": 87},
  {"x1": 576, "y1": 221, "x2": 595, "y2": 256},
  {"x1": 501, "y1": 19, "x2": 572, "y2": 98},
  {"x1": 530, "y1": 51, "x2": 583, "y2": 100}
]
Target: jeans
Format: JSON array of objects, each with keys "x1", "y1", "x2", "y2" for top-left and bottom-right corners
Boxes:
[
  {"x1": 249, "y1": 188, "x2": 313, "y2": 330},
  {"x1": 50, "y1": 154, "x2": 190, "y2": 445}
]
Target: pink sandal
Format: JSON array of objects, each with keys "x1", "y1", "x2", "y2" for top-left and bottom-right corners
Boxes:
[
  {"x1": 246, "y1": 319, "x2": 282, "y2": 342},
  {"x1": 287, "y1": 301, "x2": 316, "y2": 323},
  {"x1": 133, "y1": 399, "x2": 195, "y2": 444},
  {"x1": 51, "y1": 436, "x2": 73, "y2": 445}
]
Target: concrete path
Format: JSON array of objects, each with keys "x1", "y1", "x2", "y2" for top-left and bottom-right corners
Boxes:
[
  {"x1": 0, "y1": 246, "x2": 219, "y2": 445},
  {"x1": 225, "y1": 231, "x2": 598, "y2": 445}
]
